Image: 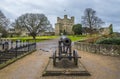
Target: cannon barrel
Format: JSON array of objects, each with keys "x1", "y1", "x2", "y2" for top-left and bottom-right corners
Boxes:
[{"x1": 60, "y1": 36, "x2": 71, "y2": 46}]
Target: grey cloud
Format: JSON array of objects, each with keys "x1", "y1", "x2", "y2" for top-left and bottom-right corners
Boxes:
[{"x1": 0, "y1": 0, "x2": 120, "y2": 32}]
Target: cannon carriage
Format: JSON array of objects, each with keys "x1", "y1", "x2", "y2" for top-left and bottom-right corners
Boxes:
[{"x1": 51, "y1": 36, "x2": 81, "y2": 66}]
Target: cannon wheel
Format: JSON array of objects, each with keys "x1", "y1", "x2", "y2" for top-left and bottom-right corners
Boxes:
[
  {"x1": 73, "y1": 50, "x2": 78, "y2": 65},
  {"x1": 53, "y1": 52, "x2": 56, "y2": 66}
]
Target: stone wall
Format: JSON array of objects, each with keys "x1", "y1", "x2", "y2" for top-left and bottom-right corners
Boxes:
[{"x1": 74, "y1": 42, "x2": 120, "y2": 56}]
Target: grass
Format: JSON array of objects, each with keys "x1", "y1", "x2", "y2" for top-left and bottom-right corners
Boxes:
[
  {"x1": 67, "y1": 35, "x2": 88, "y2": 42},
  {"x1": 3, "y1": 36, "x2": 59, "y2": 42},
  {"x1": 2, "y1": 35, "x2": 89, "y2": 42}
]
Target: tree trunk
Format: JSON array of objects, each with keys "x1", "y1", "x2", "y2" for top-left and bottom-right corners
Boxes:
[
  {"x1": 32, "y1": 36, "x2": 36, "y2": 43},
  {"x1": 33, "y1": 36, "x2": 36, "y2": 39}
]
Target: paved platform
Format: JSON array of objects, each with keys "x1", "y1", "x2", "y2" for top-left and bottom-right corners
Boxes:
[{"x1": 42, "y1": 58, "x2": 91, "y2": 76}]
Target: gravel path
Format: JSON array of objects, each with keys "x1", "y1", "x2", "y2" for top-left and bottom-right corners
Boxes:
[{"x1": 0, "y1": 39, "x2": 120, "y2": 79}]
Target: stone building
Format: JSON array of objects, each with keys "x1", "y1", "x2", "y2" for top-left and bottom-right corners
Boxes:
[
  {"x1": 8, "y1": 28, "x2": 29, "y2": 37},
  {"x1": 100, "y1": 24, "x2": 113, "y2": 35},
  {"x1": 55, "y1": 15, "x2": 74, "y2": 35}
]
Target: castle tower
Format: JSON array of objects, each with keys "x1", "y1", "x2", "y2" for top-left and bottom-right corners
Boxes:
[{"x1": 55, "y1": 15, "x2": 74, "y2": 35}]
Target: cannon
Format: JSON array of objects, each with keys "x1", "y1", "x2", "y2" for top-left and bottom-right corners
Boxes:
[
  {"x1": 42, "y1": 36, "x2": 90, "y2": 76},
  {"x1": 52, "y1": 36, "x2": 81, "y2": 66}
]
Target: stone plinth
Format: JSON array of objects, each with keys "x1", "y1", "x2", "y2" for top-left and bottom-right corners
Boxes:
[{"x1": 42, "y1": 58, "x2": 90, "y2": 76}]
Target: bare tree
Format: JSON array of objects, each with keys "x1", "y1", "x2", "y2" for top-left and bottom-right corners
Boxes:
[
  {"x1": 14, "y1": 13, "x2": 50, "y2": 39},
  {"x1": 47, "y1": 24, "x2": 54, "y2": 32},
  {"x1": 11, "y1": 22, "x2": 22, "y2": 36},
  {"x1": 0, "y1": 10, "x2": 9, "y2": 37},
  {"x1": 81, "y1": 8, "x2": 104, "y2": 34}
]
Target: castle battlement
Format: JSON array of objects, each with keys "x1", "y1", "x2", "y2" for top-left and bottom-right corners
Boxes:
[
  {"x1": 55, "y1": 15, "x2": 75, "y2": 35},
  {"x1": 57, "y1": 15, "x2": 74, "y2": 24}
]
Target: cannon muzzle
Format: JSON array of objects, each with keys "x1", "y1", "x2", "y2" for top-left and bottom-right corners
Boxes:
[{"x1": 60, "y1": 36, "x2": 71, "y2": 46}]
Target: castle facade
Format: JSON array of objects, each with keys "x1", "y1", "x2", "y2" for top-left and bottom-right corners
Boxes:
[{"x1": 55, "y1": 15, "x2": 74, "y2": 35}]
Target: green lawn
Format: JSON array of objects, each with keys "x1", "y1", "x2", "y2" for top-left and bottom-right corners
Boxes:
[
  {"x1": 67, "y1": 35, "x2": 88, "y2": 42},
  {"x1": 5, "y1": 36, "x2": 59, "y2": 42},
  {"x1": 2, "y1": 35, "x2": 88, "y2": 42}
]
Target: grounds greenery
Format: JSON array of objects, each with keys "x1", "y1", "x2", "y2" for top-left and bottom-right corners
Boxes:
[
  {"x1": 72, "y1": 24, "x2": 82, "y2": 35},
  {"x1": 67, "y1": 35, "x2": 87, "y2": 42},
  {"x1": 3, "y1": 35, "x2": 88, "y2": 42},
  {"x1": 6, "y1": 36, "x2": 59, "y2": 42},
  {"x1": 95, "y1": 37, "x2": 120, "y2": 45}
]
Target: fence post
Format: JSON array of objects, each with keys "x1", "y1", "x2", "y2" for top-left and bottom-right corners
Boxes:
[
  {"x1": 4, "y1": 42, "x2": 9, "y2": 51},
  {"x1": 11, "y1": 40, "x2": 13, "y2": 49},
  {"x1": 15, "y1": 40, "x2": 18, "y2": 57},
  {"x1": 19, "y1": 40, "x2": 21, "y2": 47},
  {"x1": 27, "y1": 40, "x2": 29, "y2": 52}
]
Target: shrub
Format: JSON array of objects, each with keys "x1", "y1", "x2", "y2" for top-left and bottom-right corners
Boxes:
[
  {"x1": 72, "y1": 24, "x2": 82, "y2": 35},
  {"x1": 95, "y1": 37, "x2": 120, "y2": 45}
]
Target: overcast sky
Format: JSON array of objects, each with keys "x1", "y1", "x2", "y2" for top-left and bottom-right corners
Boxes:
[{"x1": 0, "y1": 0, "x2": 120, "y2": 32}]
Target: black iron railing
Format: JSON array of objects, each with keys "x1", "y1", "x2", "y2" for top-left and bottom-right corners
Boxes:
[{"x1": 0, "y1": 40, "x2": 36, "y2": 64}]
